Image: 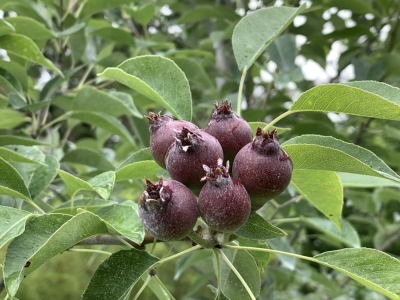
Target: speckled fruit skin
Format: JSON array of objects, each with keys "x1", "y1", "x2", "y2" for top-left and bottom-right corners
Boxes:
[
  {"x1": 165, "y1": 127, "x2": 224, "y2": 191},
  {"x1": 232, "y1": 127, "x2": 293, "y2": 210},
  {"x1": 203, "y1": 100, "x2": 252, "y2": 163},
  {"x1": 138, "y1": 178, "x2": 198, "y2": 241},
  {"x1": 146, "y1": 112, "x2": 198, "y2": 169},
  {"x1": 198, "y1": 159, "x2": 251, "y2": 233}
]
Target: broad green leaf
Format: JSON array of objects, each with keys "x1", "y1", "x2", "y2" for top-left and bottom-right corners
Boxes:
[
  {"x1": 116, "y1": 148, "x2": 153, "y2": 170},
  {"x1": 0, "y1": 206, "x2": 31, "y2": 248},
  {"x1": 338, "y1": 173, "x2": 400, "y2": 188},
  {"x1": 290, "y1": 81, "x2": 400, "y2": 121},
  {"x1": 82, "y1": 249, "x2": 159, "y2": 300},
  {"x1": 61, "y1": 148, "x2": 115, "y2": 171},
  {"x1": 124, "y1": 4, "x2": 155, "y2": 25},
  {"x1": 53, "y1": 198, "x2": 117, "y2": 214},
  {"x1": 79, "y1": 0, "x2": 136, "y2": 18},
  {"x1": 0, "y1": 109, "x2": 30, "y2": 129},
  {"x1": 73, "y1": 86, "x2": 136, "y2": 117},
  {"x1": 0, "y1": 157, "x2": 31, "y2": 201},
  {"x1": 0, "y1": 60, "x2": 29, "y2": 91},
  {"x1": 28, "y1": 154, "x2": 59, "y2": 200},
  {"x1": 291, "y1": 170, "x2": 343, "y2": 230},
  {"x1": 314, "y1": 248, "x2": 400, "y2": 299},
  {"x1": 282, "y1": 135, "x2": 400, "y2": 182},
  {"x1": 218, "y1": 248, "x2": 261, "y2": 299},
  {"x1": 0, "y1": 19, "x2": 15, "y2": 36},
  {"x1": 268, "y1": 34, "x2": 297, "y2": 72},
  {"x1": 237, "y1": 237, "x2": 270, "y2": 270},
  {"x1": 116, "y1": 160, "x2": 162, "y2": 182},
  {"x1": 232, "y1": 4, "x2": 306, "y2": 72},
  {"x1": 4, "y1": 211, "x2": 109, "y2": 297},
  {"x1": 99, "y1": 56, "x2": 192, "y2": 121},
  {"x1": 301, "y1": 217, "x2": 360, "y2": 248},
  {"x1": 0, "y1": 146, "x2": 44, "y2": 164},
  {"x1": 95, "y1": 203, "x2": 144, "y2": 244},
  {"x1": 87, "y1": 171, "x2": 115, "y2": 200},
  {"x1": 90, "y1": 27, "x2": 135, "y2": 46},
  {"x1": 5, "y1": 16, "x2": 53, "y2": 41},
  {"x1": 177, "y1": 6, "x2": 239, "y2": 24},
  {"x1": 70, "y1": 111, "x2": 135, "y2": 146},
  {"x1": 57, "y1": 169, "x2": 94, "y2": 197},
  {"x1": 236, "y1": 211, "x2": 286, "y2": 240},
  {"x1": 0, "y1": 135, "x2": 47, "y2": 146},
  {"x1": 0, "y1": 34, "x2": 62, "y2": 76}
]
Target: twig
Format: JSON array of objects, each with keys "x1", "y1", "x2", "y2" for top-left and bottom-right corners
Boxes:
[
  {"x1": 353, "y1": 118, "x2": 373, "y2": 145},
  {"x1": 268, "y1": 196, "x2": 302, "y2": 220}
]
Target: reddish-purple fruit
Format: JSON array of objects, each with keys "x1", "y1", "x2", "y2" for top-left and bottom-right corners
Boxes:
[
  {"x1": 138, "y1": 178, "x2": 198, "y2": 241},
  {"x1": 233, "y1": 127, "x2": 293, "y2": 210},
  {"x1": 165, "y1": 127, "x2": 224, "y2": 191},
  {"x1": 198, "y1": 159, "x2": 251, "y2": 233},
  {"x1": 146, "y1": 112, "x2": 198, "y2": 168},
  {"x1": 203, "y1": 100, "x2": 252, "y2": 163}
]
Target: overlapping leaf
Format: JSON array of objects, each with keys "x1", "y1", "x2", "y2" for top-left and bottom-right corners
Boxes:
[
  {"x1": 236, "y1": 211, "x2": 286, "y2": 240},
  {"x1": 0, "y1": 206, "x2": 32, "y2": 248}
]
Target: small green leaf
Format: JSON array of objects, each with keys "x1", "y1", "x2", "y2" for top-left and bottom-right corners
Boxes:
[
  {"x1": 291, "y1": 170, "x2": 343, "y2": 230},
  {"x1": 99, "y1": 55, "x2": 192, "y2": 121},
  {"x1": 0, "y1": 34, "x2": 62, "y2": 76},
  {"x1": 301, "y1": 217, "x2": 360, "y2": 248},
  {"x1": 89, "y1": 27, "x2": 135, "y2": 46},
  {"x1": 176, "y1": 6, "x2": 239, "y2": 24},
  {"x1": 95, "y1": 203, "x2": 144, "y2": 244},
  {"x1": 61, "y1": 148, "x2": 115, "y2": 171},
  {"x1": 0, "y1": 109, "x2": 30, "y2": 129},
  {"x1": 237, "y1": 237, "x2": 270, "y2": 270},
  {"x1": 87, "y1": 171, "x2": 115, "y2": 200},
  {"x1": 248, "y1": 122, "x2": 291, "y2": 136},
  {"x1": 5, "y1": 16, "x2": 54, "y2": 41},
  {"x1": 57, "y1": 169, "x2": 94, "y2": 197},
  {"x1": 28, "y1": 155, "x2": 59, "y2": 200},
  {"x1": 290, "y1": 81, "x2": 400, "y2": 121},
  {"x1": 124, "y1": 4, "x2": 155, "y2": 25},
  {"x1": 0, "y1": 19, "x2": 15, "y2": 37},
  {"x1": 175, "y1": 250, "x2": 213, "y2": 280},
  {"x1": 338, "y1": 173, "x2": 400, "y2": 188},
  {"x1": 4, "y1": 211, "x2": 109, "y2": 297},
  {"x1": 0, "y1": 60, "x2": 29, "y2": 91},
  {"x1": 0, "y1": 157, "x2": 31, "y2": 201},
  {"x1": 314, "y1": 248, "x2": 400, "y2": 300},
  {"x1": 232, "y1": 3, "x2": 306, "y2": 72},
  {"x1": 0, "y1": 206, "x2": 31, "y2": 249},
  {"x1": 115, "y1": 160, "x2": 162, "y2": 182},
  {"x1": 0, "y1": 146, "x2": 44, "y2": 164},
  {"x1": 0, "y1": 135, "x2": 47, "y2": 147},
  {"x1": 116, "y1": 148, "x2": 153, "y2": 170},
  {"x1": 82, "y1": 249, "x2": 159, "y2": 300},
  {"x1": 236, "y1": 211, "x2": 286, "y2": 240},
  {"x1": 323, "y1": 0, "x2": 378, "y2": 15},
  {"x1": 80, "y1": 0, "x2": 136, "y2": 18},
  {"x1": 53, "y1": 198, "x2": 117, "y2": 214},
  {"x1": 282, "y1": 135, "x2": 400, "y2": 182}
]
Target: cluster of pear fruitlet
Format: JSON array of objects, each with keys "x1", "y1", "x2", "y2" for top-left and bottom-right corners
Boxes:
[{"x1": 138, "y1": 100, "x2": 293, "y2": 243}]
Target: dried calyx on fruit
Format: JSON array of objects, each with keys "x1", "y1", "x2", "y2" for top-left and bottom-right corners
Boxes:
[
  {"x1": 203, "y1": 100, "x2": 252, "y2": 163},
  {"x1": 198, "y1": 158, "x2": 251, "y2": 233},
  {"x1": 138, "y1": 178, "x2": 198, "y2": 241},
  {"x1": 146, "y1": 112, "x2": 198, "y2": 169},
  {"x1": 233, "y1": 127, "x2": 293, "y2": 210},
  {"x1": 165, "y1": 127, "x2": 223, "y2": 191}
]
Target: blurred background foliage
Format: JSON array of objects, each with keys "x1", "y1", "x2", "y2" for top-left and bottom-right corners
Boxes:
[{"x1": 0, "y1": 0, "x2": 400, "y2": 299}]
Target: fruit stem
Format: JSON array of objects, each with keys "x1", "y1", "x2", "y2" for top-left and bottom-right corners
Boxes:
[
  {"x1": 159, "y1": 244, "x2": 202, "y2": 265},
  {"x1": 216, "y1": 249, "x2": 256, "y2": 300},
  {"x1": 213, "y1": 250, "x2": 222, "y2": 299},
  {"x1": 133, "y1": 275, "x2": 151, "y2": 300},
  {"x1": 263, "y1": 110, "x2": 295, "y2": 131},
  {"x1": 154, "y1": 275, "x2": 177, "y2": 300},
  {"x1": 237, "y1": 67, "x2": 247, "y2": 117},
  {"x1": 187, "y1": 230, "x2": 217, "y2": 249},
  {"x1": 68, "y1": 248, "x2": 111, "y2": 256}
]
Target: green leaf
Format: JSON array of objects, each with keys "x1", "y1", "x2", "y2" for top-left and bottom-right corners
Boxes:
[
  {"x1": 115, "y1": 161, "x2": 162, "y2": 182},
  {"x1": 291, "y1": 170, "x2": 343, "y2": 230},
  {"x1": 282, "y1": 135, "x2": 400, "y2": 182},
  {"x1": 53, "y1": 22, "x2": 86, "y2": 37},
  {"x1": 95, "y1": 203, "x2": 144, "y2": 244},
  {"x1": 268, "y1": 237, "x2": 296, "y2": 270},
  {"x1": 87, "y1": 171, "x2": 115, "y2": 200},
  {"x1": 99, "y1": 55, "x2": 192, "y2": 121},
  {"x1": 338, "y1": 173, "x2": 400, "y2": 188},
  {"x1": 0, "y1": 34, "x2": 62, "y2": 76},
  {"x1": 0, "y1": 19, "x2": 15, "y2": 37},
  {"x1": 53, "y1": 198, "x2": 117, "y2": 214},
  {"x1": 0, "y1": 146, "x2": 44, "y2": 164},
  {"x1": 323, "y1": 0, "x2": 378, "y2": 15},
  {"x1": 314, "y1": 248, "x2": 400, "y2": 299},
  {"x1": 237, "y1": 237, "x2": 270, "y2": 270},
  {"x1": 248, "y1": 122, "x2": 291, "y2": 136},
  {"x1": 0, "y1": 157, "x2": 31, "y2": 201},
  {"x1": 70, "y1": 111, "x2": 135, "y2": 146},
  {"x1": 5, "y1": 16, "x2": 54, "y2": 41},
  {"x1": 82, "y1": 249, "x2": 159, "y2": 300},
  {"x1": 28, "y1": 154, "x2": 59, "y2": 200},
  {"x1": 175, "y1": 250, "x2": 213, "y2": 280},
  {"x1": 0, "y1": 60, "x2": 29, "y2": 91},
  {"x1": 109, "y1": 91, "x2": 142, "y2": 118},
  {"x1": 73, "y1": 86, "x2": 137, "y2": 117},
  {"x1": 90, "y1": 27, "x2": 135, "y2": 46},
  {"x1": 218, "y1": 248, "x2": 261, "y2": 299},
  {"x1": 0, "y1": 109, "x2": 30, "y2": 129},
  {"x1": 61, "y1": 148, "x2": 115, "y2": 171},
  {"x1": 116, "y1": 148, "x2": 153, "y2": 170},
  {"x1": 124, "y1": 4, "x2": 155, "y2": 25},
  {"x1": 268, "y1": 34, "x2": 297, "y2": 72},
  {"x1": 0, "y1": 75, "x2": 26, "y2": 109},
  {"x1": 0, "y1": 206, "x2": 31, "y2": 249},
  {"x1": 79, "y1": 0, "x2": 136, "y2": 18},
  {"x1": 0, "y1": 135, "x2": 47, "y2": 147},
  {"x1": 4, "y1": 211, "x2": 109, "y2": 297},
  {"x1": 236, "y1": 211, "x2": 286, "y2": 240},
  {"x1": 57, "y1": 169, "x2": 94, "y2": 197},
  {"x1": 176, "y1": 6, "x2": 239, "y2": 24},
  {"x1": 290, "y1": 81, "x2": 400, "y2": 121},
  {"x1": 232, "y1": 3, "x2": 306, "y2": 72}
]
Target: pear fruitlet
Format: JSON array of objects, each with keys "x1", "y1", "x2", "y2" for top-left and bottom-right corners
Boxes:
[
  {"x1": 233, "y1": 127, "x2": 293, "y2": 210},
  {"x1": 198, "y1": 159, "x2": 251, "y2": 233},
  {"x1": 203, "y1": 100, "x2": 252, "y2": 163},
  {"x1": 138, "y1": 178, "x2": 198, "y2": 241},
  {"x1": 165, "y1": 127, "x2": 224, "y2": 191},
  {"x1": 146, "y1": 112, "x2": 198, "y2": 168}
]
